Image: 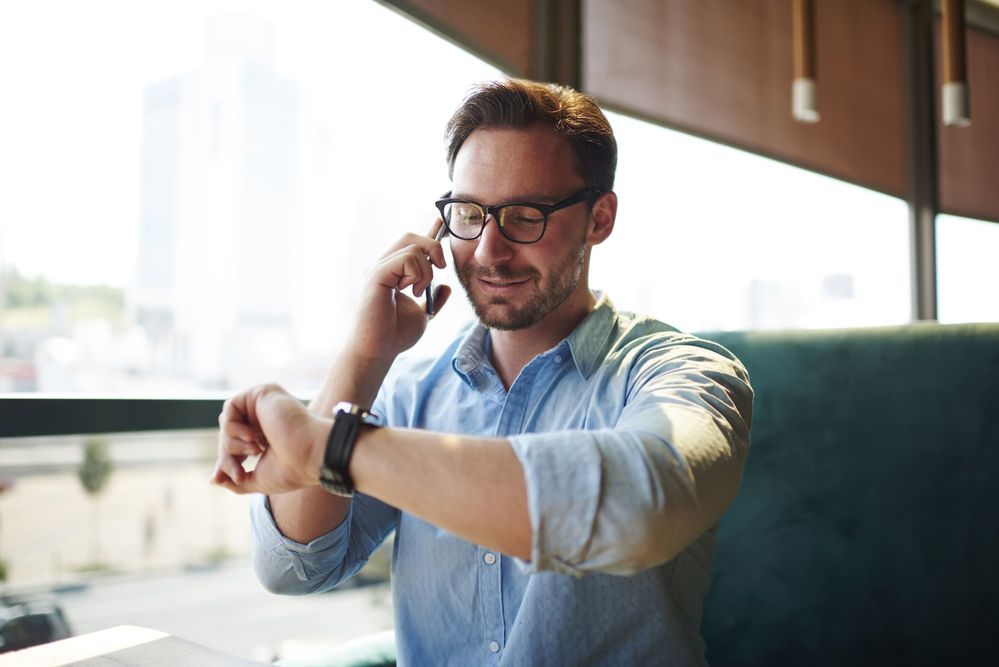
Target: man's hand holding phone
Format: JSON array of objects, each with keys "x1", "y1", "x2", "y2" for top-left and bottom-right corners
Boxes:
[
  {"x1": 425, "y1": 222, "x2": 447, "y2": 316},
  {"x1": 344, "y1": 220, "x2": 451, "y2": 366}
]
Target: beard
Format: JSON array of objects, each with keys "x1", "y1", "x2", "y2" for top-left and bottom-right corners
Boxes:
[{"x1": 456, "y1": 241, "x2": 588, "y2": 331}]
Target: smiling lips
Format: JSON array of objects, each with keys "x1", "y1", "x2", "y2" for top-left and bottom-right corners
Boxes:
[{"x1": 477, "y1": 276, "x2": 531, "y2": 293}]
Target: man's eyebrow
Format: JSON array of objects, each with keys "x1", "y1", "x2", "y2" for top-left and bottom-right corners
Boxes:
[{"x1": 449, "y1": 192, "x2": 557, "y2": 204}]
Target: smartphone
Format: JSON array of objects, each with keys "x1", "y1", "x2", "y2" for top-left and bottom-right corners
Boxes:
[{"x1": 425, "y1": 224, "x2": 447, "y2": 315}]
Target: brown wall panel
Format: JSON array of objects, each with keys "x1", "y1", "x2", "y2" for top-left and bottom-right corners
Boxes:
[
  {"x1": 583, "y1": 0, "x2": 906, "y2": 198},
  {"x1": 938, "y1": 25, "x2": 999, "y2": 223},
  {"x1": 380, "y1": 0, "x2": 533, "y2": 76}
]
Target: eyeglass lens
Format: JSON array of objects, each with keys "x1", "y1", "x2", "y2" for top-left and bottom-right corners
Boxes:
[{"x1": 442, "y1": 203, "x2": 546, "y2": 243}]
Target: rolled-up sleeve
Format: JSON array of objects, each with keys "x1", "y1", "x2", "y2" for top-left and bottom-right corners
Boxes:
[
  {"x1": 250, "y1": 387, "x2": 403, "y2": 595},
  {"x1": 250, "y1": 492, "x2": 399, "y2": 595},
  {"x1": 509, "y1": 341, "x2": 752, "y2": 576}
]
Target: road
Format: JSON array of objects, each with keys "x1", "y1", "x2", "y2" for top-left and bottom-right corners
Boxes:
[{"x1": 50, "y1": 562, "x2": 394, "y2": 662}]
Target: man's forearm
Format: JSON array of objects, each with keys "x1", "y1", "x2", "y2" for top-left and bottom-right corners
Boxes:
[
  {"x1": 350, "y1": 427, "x2": 532, "y2": 560},
  {"x1": 306, "y1": 349, "x2": 394, "y2": 418},
  {"x1": 269, "y1": 350, "x2": 395, "y2": 543}
]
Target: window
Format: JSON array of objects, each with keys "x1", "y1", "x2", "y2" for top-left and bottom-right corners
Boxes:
[
  {"x1": 0, "y1": 2, "x2": 495, "y2": 660},
  {"x1": 937, "y1": 213, "x2": 999, "y2": 324},
  {"x1": 0, "y1": 1, "x2": 497, "y2": 395},
  {"x1": 597, "y1": 112, "x2": 912, "y2": 332}
]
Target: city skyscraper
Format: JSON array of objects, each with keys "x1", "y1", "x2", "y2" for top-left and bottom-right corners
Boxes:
[{"x1": 133, "y1": 15, "x2": 299, "y2": 387}]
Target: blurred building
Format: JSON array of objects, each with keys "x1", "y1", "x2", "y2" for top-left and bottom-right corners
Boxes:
[{"x1": 132, "y1": 15, "x2": 299, "y2": 388}]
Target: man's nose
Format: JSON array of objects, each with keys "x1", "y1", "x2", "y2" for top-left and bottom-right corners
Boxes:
[{"x1": 474, "y1": 214, "x2": 515, "y2": 266}]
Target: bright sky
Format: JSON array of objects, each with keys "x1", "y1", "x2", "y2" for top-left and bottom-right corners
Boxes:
[
  {"x1": 0, "y1": 0, "x2": 499, "y2": 287},
  {"x1": 0, "y1": 0, "x2": 993, "y2": 331}
]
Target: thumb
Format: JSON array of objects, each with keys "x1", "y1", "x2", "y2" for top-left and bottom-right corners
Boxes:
[{"x1": 234, "y1": 468, "x2": 267, "y2": 495}]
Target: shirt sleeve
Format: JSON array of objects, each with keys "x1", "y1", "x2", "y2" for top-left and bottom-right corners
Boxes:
[
  {"x1": 249, "y1": 390, "x2": 402, "y2": 595},
  {"x1": 508, "y1": 339, "x2": 753, "y2": 577},
  {"x1": 249, "y1": 492, "x2": 399, "y2": 594}
]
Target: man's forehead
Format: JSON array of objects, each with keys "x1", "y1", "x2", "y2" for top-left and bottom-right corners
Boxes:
[{"x1": 451, "y1": 125, "x2": 580, "y2": 200}]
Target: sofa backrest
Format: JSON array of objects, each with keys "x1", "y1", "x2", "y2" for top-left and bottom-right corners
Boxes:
[{"x1": 698, "y1": 323, "x2": 999, "y2": 666}]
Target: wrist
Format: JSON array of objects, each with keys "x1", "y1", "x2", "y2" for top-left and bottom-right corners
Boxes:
[
  {"x1": 345, "y1": 424, "x2": 379, "y2": 494},
  {"x1": 318, "y1": 402, "x2": 381, "y2": 497},
  {"x1": 306, "y1": 416, "x2": 333, "y2": 485}
]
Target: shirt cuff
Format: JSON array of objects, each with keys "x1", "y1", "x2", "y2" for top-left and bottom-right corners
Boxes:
[
  {"x1": 508, "y1": 431, "x2": 603, "y2": 576},
  {"x1": 250, "y1": 493, "x2": 352, "y2": 584}
]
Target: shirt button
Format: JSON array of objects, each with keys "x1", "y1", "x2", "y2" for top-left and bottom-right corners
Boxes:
[
  {"x1": 488, "y1": 641, "x2": 500, "y2": 653},
  {"x1": 554, "y1": 354, "x2": 563, "y2": 363},
  {"x1": 483, "y1": 552, "x2": 497, "y2": 565}
]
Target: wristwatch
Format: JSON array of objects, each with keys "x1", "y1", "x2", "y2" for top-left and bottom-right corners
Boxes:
[{"x1": 319, "y1": 402, "x2": 381, "y2": 497}]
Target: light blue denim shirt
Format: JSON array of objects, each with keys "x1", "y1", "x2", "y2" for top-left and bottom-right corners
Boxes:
[{"x1": 250, "y1": 294, "x2": 753, "y2": 666}]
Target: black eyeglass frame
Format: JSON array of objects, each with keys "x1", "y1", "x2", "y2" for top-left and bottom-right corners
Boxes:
[{"x1": 435, "y1": 187, "x2": 603, "y2": 244}]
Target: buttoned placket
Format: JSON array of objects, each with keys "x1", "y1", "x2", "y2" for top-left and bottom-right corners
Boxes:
[
  {"x1": 457, "y1": 350, "x2": 511, "y2": 661},
  {"x1": 476, "y1": 345, "x2": 574, "y2": 661}
]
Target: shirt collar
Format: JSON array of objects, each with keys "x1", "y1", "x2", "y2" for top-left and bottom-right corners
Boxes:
[
  {"x1": 451, "y1": 292, "x2": 619, "y2": 384},
  {"x1": 451, "y1": 322, "x2": 492, "y2": 382},
  {"x1": 565, "y1": 292, "x2": 618, "y2": 380}
]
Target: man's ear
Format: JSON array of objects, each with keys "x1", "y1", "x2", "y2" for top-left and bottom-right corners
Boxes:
[{"x1": 587, "y1": 191, "x2": 617, "y2": 246}]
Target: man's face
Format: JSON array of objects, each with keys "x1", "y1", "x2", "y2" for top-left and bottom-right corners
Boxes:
[{"x1": 448, "y1": 125, "x2": 594, "y2": 332}]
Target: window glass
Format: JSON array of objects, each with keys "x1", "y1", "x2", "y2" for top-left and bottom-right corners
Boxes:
[
  {"x1": 0, "y1": 3, "x2": 917, "y2": 396},
  {"x1": 597, "y1": 112, "x2": 912, "y2": 332},
  {"x1": 0, "y1": 1, "x2": 493, "y2": 394},
  {"x1": 937, "y1": 213, "x2": 999, "y2": 323},
  {"x1": 0, "y1": 2, "x2": 484, "y2": 660}
]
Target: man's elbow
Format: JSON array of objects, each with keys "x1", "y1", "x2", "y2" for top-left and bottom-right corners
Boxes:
[
  {"x1": 610, "y1": 515, "x2": 704, "y2": 576},
  {"x1": 252, "y1": 544, "x2": 320, "y2": 596},
  {"x1": 601, "y1": 480, "x2": 741, "y2": 576}
]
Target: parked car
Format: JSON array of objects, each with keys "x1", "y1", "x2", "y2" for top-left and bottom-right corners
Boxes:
[{"x1": 0, "y1": 595, "x2": 72, "y2": 653}]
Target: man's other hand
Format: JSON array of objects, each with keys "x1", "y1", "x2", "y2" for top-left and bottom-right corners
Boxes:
[
  {"x1": 346, "y1": 220, "x2": 452, "y2": 363},
  {"x1": 211, "y1": 384, "x2": 329, "y2": 495}
]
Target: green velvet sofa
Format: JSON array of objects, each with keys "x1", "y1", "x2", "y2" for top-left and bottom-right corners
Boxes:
[
  {"x1": 281, "y1": 322, "x2": 999, "y2": 666},
  {"x1": 700, "y1": 322, "x2": 999, "y2": 666}
]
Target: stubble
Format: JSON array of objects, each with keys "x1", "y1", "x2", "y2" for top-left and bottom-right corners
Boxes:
[{"x1": 456, "y1": 241, "x2": 588, "y2": 331}]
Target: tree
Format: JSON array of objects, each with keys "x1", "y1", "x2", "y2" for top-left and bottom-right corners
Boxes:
[{"x1": 78, "y1": 439, "x2": 113, "y2": 565}]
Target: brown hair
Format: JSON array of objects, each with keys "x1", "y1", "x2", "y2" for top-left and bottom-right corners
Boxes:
[{"x1": 445, "y1": 79, "x2": 617, "y2": 192}]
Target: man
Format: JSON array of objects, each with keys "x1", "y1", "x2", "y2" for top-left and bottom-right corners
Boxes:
[{"x1": 213, "y1": 79, "x2": 752, "y2": 665}]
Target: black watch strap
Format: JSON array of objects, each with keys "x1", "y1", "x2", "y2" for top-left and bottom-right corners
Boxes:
[{"x1": 319, "y1": 402, "x2": 379, "y2": 497}]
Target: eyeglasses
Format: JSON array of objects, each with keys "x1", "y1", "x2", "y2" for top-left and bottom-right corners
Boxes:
[{"x1": 435, "y1": 187, "x2": 602, "y2": 244}]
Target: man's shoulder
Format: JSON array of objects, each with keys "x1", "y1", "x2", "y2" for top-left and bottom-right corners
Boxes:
[
  {"x1": 608, "y1": 309, "x2": 748, "y2": 372},
  {"x1": 613, "y1": 309, "x2": 681, "y2": 338},
  {"x1": 610, "y1": 308, "x2": 694, "y2": 351}
]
